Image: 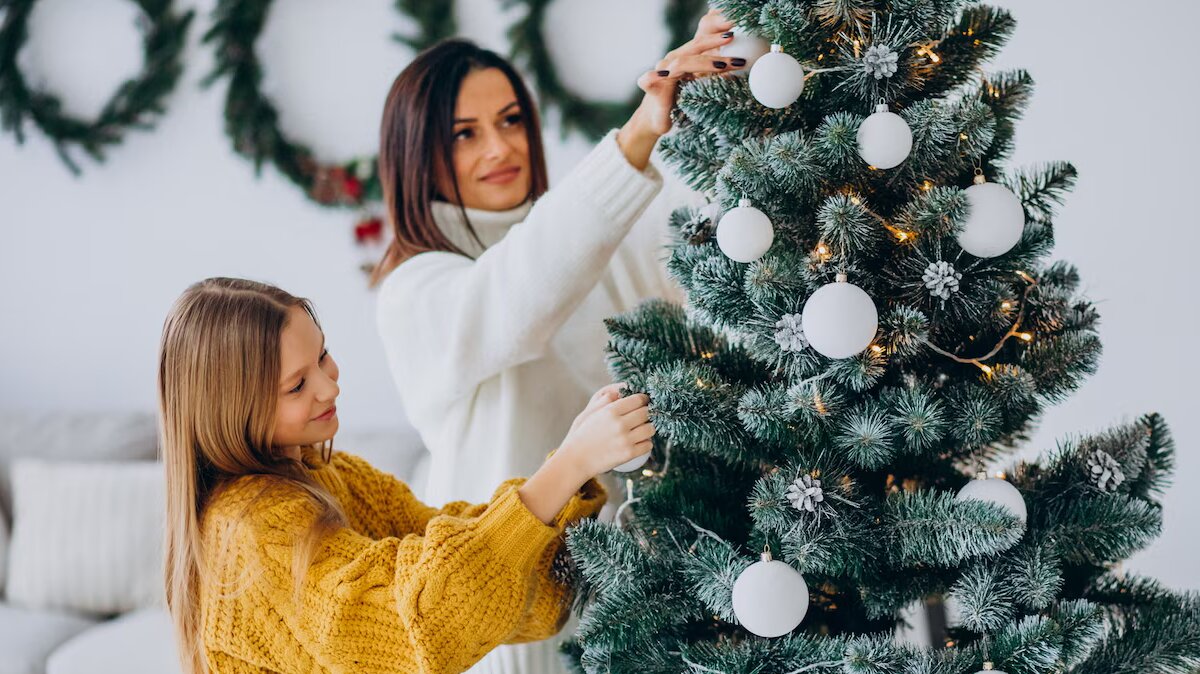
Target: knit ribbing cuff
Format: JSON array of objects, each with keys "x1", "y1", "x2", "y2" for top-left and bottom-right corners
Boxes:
[{"x1": 559, "y1": 129, "x2": 663, "y2": 227}]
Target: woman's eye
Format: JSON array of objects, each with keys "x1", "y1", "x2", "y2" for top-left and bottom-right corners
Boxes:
[
  {"x1": 289, "y1": 379, "x2": 305, "y2": 394},
  {"x1": 453, "y1": 128, "x2": 473, "y2": 141},
  {"x1": 503, "y1": 113, "x2": 523, "y2": 127}
]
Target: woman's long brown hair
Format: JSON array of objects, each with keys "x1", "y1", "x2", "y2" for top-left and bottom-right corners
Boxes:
[{"x1": 369, "y1": 38, "x2": 550, "y2": 287}]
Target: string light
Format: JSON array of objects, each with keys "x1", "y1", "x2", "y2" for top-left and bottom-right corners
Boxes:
[
  {"x1": 1000, "y1": 300, "x2": 1014, "y2": 311},
  {"x1": 870, "y1": 344, "x2": 884, "y2": 354},
  {"x1": 977, "y1": 363, "x2": 994, "y2": 376},
  {"x1": 1017, "y1": 332, "x2": 1033, "y2": 342},
  {"x1": 921, "y1": 180, "x2": 934, "y2": 191}
]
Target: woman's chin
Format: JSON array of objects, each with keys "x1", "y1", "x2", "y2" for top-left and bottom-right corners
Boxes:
[{"x1": 467, "y1": 181, "x2": 530, "y2": 211}]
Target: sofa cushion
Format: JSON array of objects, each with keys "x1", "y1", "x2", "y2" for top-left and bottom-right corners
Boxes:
[
  {"x1": 0, "y1": 412, "x2": 158, "y2": 519},
  {"x1": 6, "y1": 460, "x2": 164, "y2": 615},
  {"x1": 46, "y1": 608, "x2": 178, "y2": 674},
  {"x1": 0, "y1": 603, "x2": 98, "y2": 674}
]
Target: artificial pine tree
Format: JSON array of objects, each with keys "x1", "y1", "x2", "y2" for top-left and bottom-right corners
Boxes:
[{"x1": 560, "y1": 1, "x2": 1200, "y2": 672}]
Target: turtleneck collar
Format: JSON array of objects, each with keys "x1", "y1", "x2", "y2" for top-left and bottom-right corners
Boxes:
[{"x1": 430, "y1": 199, "x2": 533, "y2": 258}]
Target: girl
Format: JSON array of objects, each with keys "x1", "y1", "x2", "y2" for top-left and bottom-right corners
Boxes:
[
  {"x1": 161, "y1": 277, "x2": 654, "y2": 674},
  {"x1": 372, "y1": 14, "x2": 738, "y2": 671}
]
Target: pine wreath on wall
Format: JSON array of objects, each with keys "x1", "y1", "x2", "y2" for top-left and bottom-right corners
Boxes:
[
  {"x1": 0, "y1": 0, "x2": 193, "y2": 174},
  {"x1": 201, "y1": 0, "x2": 454, "y2": 212},
  {"x1": 505, "y1": 0, "x2": 708, "y2": 140}
]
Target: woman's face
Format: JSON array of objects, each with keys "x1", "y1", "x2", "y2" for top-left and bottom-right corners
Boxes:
[
  {"x1": 273, "y1": 306, "x2": 340, "y2": 453},
  {"x1": 443, "y1": 67, "x2": 532, "y2": 211}
]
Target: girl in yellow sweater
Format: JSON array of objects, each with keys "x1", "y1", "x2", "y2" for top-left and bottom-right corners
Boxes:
[{"x1": 158, "y1": 277, "x2": 654, "y2": 674}]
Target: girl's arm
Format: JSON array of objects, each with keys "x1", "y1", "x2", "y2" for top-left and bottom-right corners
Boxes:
[{"x1": 227, "y1": 478, "x2": 604, "y2": 674}]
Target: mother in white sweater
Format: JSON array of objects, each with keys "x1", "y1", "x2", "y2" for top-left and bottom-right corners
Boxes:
[{"x1": 373, "y1": 10, "x2": 739, "y2": 674}]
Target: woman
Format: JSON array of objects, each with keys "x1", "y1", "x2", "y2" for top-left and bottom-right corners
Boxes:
[{"x1": 373, "y1": 10, "x2": 741, "y2": 674}]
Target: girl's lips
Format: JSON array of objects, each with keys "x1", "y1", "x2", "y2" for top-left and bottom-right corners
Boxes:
[
  {"x1": 313, "y1": 405, "x2": 337, "y2": 422},
  {"x1": 481, "y1": 166, "x2": 521, "y2": 184}
]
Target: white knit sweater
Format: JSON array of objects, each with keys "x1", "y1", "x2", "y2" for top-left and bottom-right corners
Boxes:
[{"x1": 376, "y1": 130, "x2": 688, "y2": 674}]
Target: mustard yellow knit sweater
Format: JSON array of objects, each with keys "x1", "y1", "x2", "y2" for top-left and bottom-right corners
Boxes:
[{"x1": 199, "y1": 451, "x2": 606, "y2": 674}]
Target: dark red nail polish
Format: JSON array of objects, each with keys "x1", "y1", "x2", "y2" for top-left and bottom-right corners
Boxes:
[
  {"x1": 657, "y1": 69, "x2": 670, "y2": 76},
  {"x1": 713, "y1": 60, "x2": 728, "y2": 69},
  {"x1": 730, "y1": 57, "x2": 747, "y2": 67}
]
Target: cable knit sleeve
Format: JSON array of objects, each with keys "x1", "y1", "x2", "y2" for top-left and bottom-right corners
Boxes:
[
  {"x1": 203, "y1": 475, "x2": 606, "y2": 674},
  {"x1": 377, "y1": 129, "x2": 663, "y2": 405}
]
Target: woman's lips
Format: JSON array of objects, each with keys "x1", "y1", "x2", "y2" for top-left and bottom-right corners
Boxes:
[
  {"x1": 313, "y1": 405, "x2": 337, "y2": 422},
  {"x1": 481, "y1": 166, "x2": 521, "y2": 185}
]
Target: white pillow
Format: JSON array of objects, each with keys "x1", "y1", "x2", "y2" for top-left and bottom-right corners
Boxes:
[{"x1": 6, "y1": 460, "x2": 164, "y2": 615}]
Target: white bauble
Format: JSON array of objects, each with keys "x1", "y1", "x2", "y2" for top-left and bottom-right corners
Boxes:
[
  {"x1": 800, "y1": 274, "x2": 878, "y2": 359},
  {"x1": 720, "y1": 27, "x2": 771, "y2": 71},
  {"x1": 957, "y1": 179, "x2": 1026, "y2": 258},
  {"x1": 955, "y1": 473, "x2": 1027, "y2": 523},
  {"x1": 748, "y1": 45, "x2": 805, "y2": 108},
  {"x1": 612, "y1": 451, "x2": 651, "y2": 473},
  {"x1": 974, "y1": 663, "x2": 1007, "y2": 674},
  {"x1": 717, "y1": 198, "x2": 774, "y2": 262},
  {"x1": 731, "y1": 552, "x2": 809, "y2": 637},
  {"x1": 857, "y1": 103, "x2": 913, "y2": 169}
]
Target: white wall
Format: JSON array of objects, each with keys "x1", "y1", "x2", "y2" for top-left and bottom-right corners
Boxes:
[{"x1": 1, "y1": 0, "x2": 1196, "y2": 588}]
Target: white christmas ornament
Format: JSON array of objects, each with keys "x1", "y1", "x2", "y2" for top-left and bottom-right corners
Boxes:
[
  {"x1": 749, "y1": 45, "x2": 805, "y2": 109},
  {"x1": 731, "y1": 550, "x2": 809, "y2": 637},
  {"x1": 974, "y1": 663, "x2": 1007, "y2": 674},
  {"x1": 857, "y1": 103, "x2": 913, "y2": 169},
  {"x1": 720, "y1": 27, "x2": 771, "y2": 71},
  {"x1": 957, "y1": 175, "x2": 1026, "y2": 258},
  {"x1": 612, "y1": 451, "x2": 651, "y2": 473},
  {"x1": 956, "y1": 472, "x2": 1027, "y2": 523},
  {"x1": 800, "y1": 273, "x2": 878, "y2": 359},
  {"x1": 717, "y1": 198, "x2": 775, "y2": 262}
]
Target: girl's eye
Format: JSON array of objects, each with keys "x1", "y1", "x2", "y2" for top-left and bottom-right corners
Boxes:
[
  {"x1": 289, "y1": 379, "x2": 305, "y2": 394},
  {"x1": 319, "y1": 349, "x2": 329, "y2": 362}
]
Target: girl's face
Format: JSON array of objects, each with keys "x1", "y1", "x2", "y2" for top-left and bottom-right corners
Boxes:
[
  {"x1": 273, "y1": 306, "x2": 340, "y2": 453},
  {"x1": 442, "y1": 67, "x2": 532, "y2": 211}
]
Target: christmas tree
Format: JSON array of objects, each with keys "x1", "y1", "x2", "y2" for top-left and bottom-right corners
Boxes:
[{"x1": 560, "y1": 1, "x2": 1200, "y2": 673}]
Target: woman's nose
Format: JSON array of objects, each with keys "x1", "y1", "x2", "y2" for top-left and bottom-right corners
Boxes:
[{"x1": 482, "y1": 128, "x2": 512, "y2": 161}]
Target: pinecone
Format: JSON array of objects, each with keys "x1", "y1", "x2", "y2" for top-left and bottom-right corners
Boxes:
[
  {"x1": 922, "y1": 260, "x2": 962, "y2": 300},
  {"x1": 774, "y1": 313, "x2": 809, "y2": 353},
  {"x1": 787, "y1": 474, "x2": 825, "y2": 512},
  {"x1": 680, "y1": 208, "x2": 715, "y2": 245},
  {"x1": 863, "y1": 44, "x2": 899, "y2": 80},
  {"x1": 1086, "y1": 449, "x2": 1124, "y2": 492}
]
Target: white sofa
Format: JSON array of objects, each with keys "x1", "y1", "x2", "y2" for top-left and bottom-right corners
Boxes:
[{"x1": 0, "y1": 411, "x2": 428, "y2": 674}]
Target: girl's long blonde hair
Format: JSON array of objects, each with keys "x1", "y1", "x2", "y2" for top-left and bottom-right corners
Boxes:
[{"x1": 159, "y1": 278, "x2": 344, "y2": 674}]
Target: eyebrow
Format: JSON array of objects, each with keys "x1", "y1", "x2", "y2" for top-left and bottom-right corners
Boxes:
[
  {"x1": 282, "y1": 335, "x2": 326, "y2": 386},
  {"x1": 453, "y1": 101, "x2": 520, "y2": 125}
]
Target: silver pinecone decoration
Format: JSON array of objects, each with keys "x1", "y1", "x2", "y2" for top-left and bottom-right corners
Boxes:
[
  {"x1": 863, "y1": 44, "x2": 899, "y2": 79},
  {"x1": 787, "y1": 474, "x2": 825, "y2": 512},
  {"x1": 1086, "y1": 449, "x2": 1124, "y2": 492},
  {"x1": 774, "y1": 313, "x2": 808, "y2": 353},
  {"x1": 922, "y1": 260, "x2": 962, "y2": 300},
  {"x1": 680, "y1": 207, "x2": 715, "y2": 245}
]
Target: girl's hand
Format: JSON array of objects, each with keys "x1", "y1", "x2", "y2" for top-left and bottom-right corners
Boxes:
[
  {"x1": 568, "y1": 383, "x2": 625, "y2": 435},
  {"x1": 518, "y1": 392, "x2": 655, "y2": 524},
  {"x1": 559, "y1": 393, "x2": 655, "y2": 482},
  {"x1": 617, "y1": 9, "x2": 742, "y2": 168}
]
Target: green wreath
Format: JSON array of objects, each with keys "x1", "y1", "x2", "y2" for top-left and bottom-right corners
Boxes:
[
  {"x1": 0, "y1": 0, "x2": 193, "y2": 174},
  {"x1": 202, "y1": 1, "x2": 454, "y2": 209},
  {"x1": 505, "y1": 0, "x2": 707, "y2": 140}
]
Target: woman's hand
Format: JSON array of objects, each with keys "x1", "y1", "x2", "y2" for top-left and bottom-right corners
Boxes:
[
  {"x1": 519, "y1": 390, "x2": 655, "y2": 525},
  {"x1": 617, "y1": 9, "x2": 744, "y2": 169}
]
